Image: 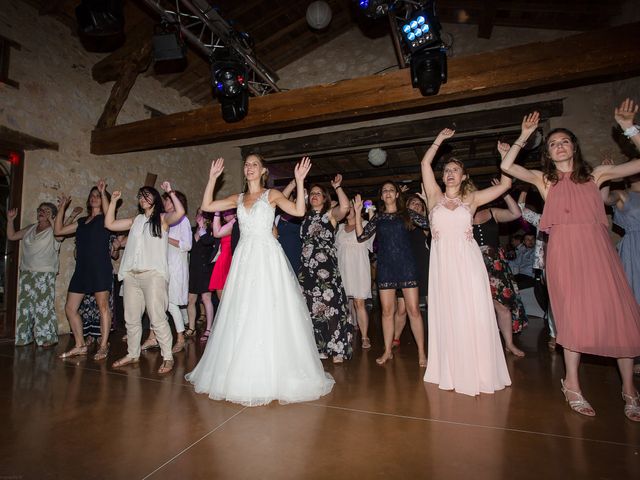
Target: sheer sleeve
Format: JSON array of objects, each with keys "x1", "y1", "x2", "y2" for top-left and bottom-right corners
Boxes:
[
  {"x1": 357, "y1": 215, "x2": 377, "y2": 242},
  {"x1": 409, "y1": 210, "x2": 430, "y2": 229},
  {"x1": 519, "y1": 204, "x2": 541, "y2": 227}
]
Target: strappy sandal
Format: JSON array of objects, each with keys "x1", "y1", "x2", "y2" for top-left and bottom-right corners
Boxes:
[
  {"x1": 171, "y1": 340, "x2": 185, "y2": 354},
  {"x1": 112, "y1": 356, "x2": 139, "y2": 368},
  {"x1": 199, "y1": 329, "x2": 211, "y2": 342},
  {"x1": 59, "y1": 344, "x2": 88, "y2": 359},
  {"x1": 376, "y1": 352, "x2": 393, "y2": 365},
  {"x1": 140, "y1": 339, "x2": 160, "y2": 351},
  {"x1": 622, "y1": 391, "x2": 640, "y2": 422},
  {"x1": 184, "y1": 328, "x2": 196, "y2": 338},
  {"x1": 158, "y1": 359, "x2": 174, "y2": 374},
  {"x1": 561, "y1": 379, "x2": 595, "y2": 417},
  {"x1": 93, "y1": 343, "x2": 110, "y2": 361}
]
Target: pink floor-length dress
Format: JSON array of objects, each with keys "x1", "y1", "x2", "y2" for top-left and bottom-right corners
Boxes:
[
  {"x1": 424, "y1": 196, "x2": 511, "y2": 396},
  {"x1": 540, "y1": 172, "x2": 640, "y2": 357}
]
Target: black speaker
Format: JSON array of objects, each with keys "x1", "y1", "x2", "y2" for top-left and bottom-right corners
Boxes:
[
  {"x1": 152, "y1": 28, "x2": 187, "y2": 74},
  {"x1": 75, "y1": 0, "x2": 125, "y2": 52}
]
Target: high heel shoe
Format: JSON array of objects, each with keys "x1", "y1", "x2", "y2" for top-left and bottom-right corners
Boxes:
[
  {"x1": 59, "y1": 344, "x2": 88, "y2": 359},
  {"x1": 375, "y1": 352, "x2": 393, "y2": 365},
  {"x1": 93, "y1": 343, "x2": 110, "y2": 361},
  {"x1": 560, "y1": 379, "x2": 595, "y2": 417},
  {"x1": 622, "y1": 391, "x2": 640, "y2": 422}
]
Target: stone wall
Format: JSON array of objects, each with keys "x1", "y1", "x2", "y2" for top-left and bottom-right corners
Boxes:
[{"x1": 0, "y1": 2, "x2": 242, "y2": 332}]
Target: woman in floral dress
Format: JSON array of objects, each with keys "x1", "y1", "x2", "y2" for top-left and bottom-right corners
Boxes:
[{"x1": 299, "y1": 176, "x2": 353, "y2": 363}]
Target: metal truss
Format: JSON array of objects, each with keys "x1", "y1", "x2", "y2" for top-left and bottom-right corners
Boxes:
[{"x1": 139, "y1": 0, "x2": 280, "y2": 96}]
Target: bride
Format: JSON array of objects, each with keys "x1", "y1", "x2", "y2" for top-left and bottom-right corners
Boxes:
[{"x1": 186, "y1": 154, "x2": 335, "y2": 406}]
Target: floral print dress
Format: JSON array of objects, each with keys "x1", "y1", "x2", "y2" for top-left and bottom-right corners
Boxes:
[{"x1": 299, "y1": 210, "x2": 353, "y2": 360}]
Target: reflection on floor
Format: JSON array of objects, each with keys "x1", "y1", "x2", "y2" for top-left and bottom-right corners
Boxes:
[{"x1": 0, "y1": 315, "x2": 638, "y2": 479}]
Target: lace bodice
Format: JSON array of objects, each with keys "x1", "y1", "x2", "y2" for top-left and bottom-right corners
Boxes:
[
  {"x1": 237, "y1": 190, "x2": 275, "y2": 239},
  {"x1": 429, "y1": 196, "x2": 473, "y2": 242}
]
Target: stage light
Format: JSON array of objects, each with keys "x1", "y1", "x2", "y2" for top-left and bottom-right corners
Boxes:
[
  {"x1": 212, "y1": 59, "x2": 249, "y2": 123},
  {"x1": 357, "y1": 0, "x2": 391, "y2": 19},
  {"x1": 152, "y1": 23, "x2": 187, "y2": 74},
  {"x1": 410, "y1": 46, "x2": 447, "y2": 96},
  {"x1": 75, "y1": 0, "x2": 125, "y2": 52}
]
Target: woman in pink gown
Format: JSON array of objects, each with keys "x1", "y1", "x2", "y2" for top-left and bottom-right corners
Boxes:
[
  {"x1": 501, "y1": 100, "x2": 640, "y2": 421},
  {"x1": 421, "y1": 128, "x2": 512, "y2": 396}
]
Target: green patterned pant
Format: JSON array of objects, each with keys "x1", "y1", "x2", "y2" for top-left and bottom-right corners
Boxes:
[{"x1": 15, "y1": 271, "x2": 58, "y2": 346}]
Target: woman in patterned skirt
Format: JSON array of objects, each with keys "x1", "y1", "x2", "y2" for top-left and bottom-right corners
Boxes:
[{"x1": 298, "y1": 176, "x2": 353, "y2": 363}]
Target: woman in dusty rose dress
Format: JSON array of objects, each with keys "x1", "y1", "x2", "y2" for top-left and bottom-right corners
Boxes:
[
  {"x1": 501, "y1": 100, "x2": 640, "y2": 421},
  {"x1": 421, "y1": 128, "x2": 512, "y2": 396}
]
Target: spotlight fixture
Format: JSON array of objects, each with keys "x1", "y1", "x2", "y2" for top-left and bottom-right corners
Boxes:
[
  {"x1": 152, "y1": 22, "x2": 187, "y2": 74},
  {"x1": 75, "y1": 0, "x2": 125, "y2": 52},
  {"x1": 212, "y1": 58, "x2": 249, "y2": 123},
  {"x1": 357, "y1": 0, "x2": 392, "y2": 19},
  {"x1": 400, "y1": 4, "x2": 447, "y2": 96}
]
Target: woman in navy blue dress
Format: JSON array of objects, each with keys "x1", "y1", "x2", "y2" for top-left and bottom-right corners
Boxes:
[{"x1": 355, "y1": 182, "x2": 429, "y2": 366}]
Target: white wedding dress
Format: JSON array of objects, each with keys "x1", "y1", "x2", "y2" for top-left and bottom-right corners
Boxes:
[{"x1": 186, "y1": 189, "x2": 335, "y2": 406}]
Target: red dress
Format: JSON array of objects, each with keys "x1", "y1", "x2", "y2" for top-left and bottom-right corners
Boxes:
[
  {"x1": 209, "y1": 236, "x2": 232, "y2": 291},
  {"x1": 540, "y1": 172, "x2": 640, "y2": 357}
]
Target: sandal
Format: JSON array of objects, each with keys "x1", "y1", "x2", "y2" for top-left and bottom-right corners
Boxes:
[
  {"x1": 112, "y1": 356, "x2": 139, "y2": 368},
  {"x1": 184, "y1": 328, "x2": 196, "y2": 338},
  {"x1": 361, "y1": 338, "x2": 371, "y2": 349},
  {"x1": 391, "y1": 339, "x2": 401, "y2": 349},
  {"x1": 332, "y1": 355, "x2": 344, "y2": 364},
  {"x1": 171, "y1": 340, "x2": 186, "y2": 354},
  {"x1": 93, "y1": 343, "x2": 110, "y2": 361},
  {"x1": 140, "y1": 339, "x2": 160, "y2": 351},
  {"x1": 376, "y1": 352, "x2": 393, "y2": 365},
  {"x1": 622, "y1": 391, "x2": 640, "y2": 422},
  {"x1": 199, "y1": 329, "x2": 211, "y2": 342},
  {"x1": 561, "y1": 379, "x2": 595, "y2": 417},
  {"x1": 59, "y1": 344, "x2": 88, "y2": 359},
  {"x1": 158, "y1": 359, "x2": 174, "y2": 374}
]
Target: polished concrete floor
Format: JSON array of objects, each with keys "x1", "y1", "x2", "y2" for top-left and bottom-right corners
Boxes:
[{"x1": 0, "y1": 315, "x2": 638, "y2": 480}]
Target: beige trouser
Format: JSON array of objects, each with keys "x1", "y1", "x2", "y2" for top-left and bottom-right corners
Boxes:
[{"x1": 123, "y1": 271, "x2": 173, "y2": 361}]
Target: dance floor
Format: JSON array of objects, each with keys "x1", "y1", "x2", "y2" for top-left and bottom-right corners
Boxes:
[{"x1": 0, "y1": 315, "x2": 638, "y2": 479}]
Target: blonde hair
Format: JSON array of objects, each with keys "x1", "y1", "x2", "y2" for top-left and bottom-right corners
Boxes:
[{"x1": 242, "y1": 153, "x2": 269, "y2": 193}]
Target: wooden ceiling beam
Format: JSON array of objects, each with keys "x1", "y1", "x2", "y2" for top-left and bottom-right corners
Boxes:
[{"x1": 91, "y1": 22, "x2": 640, "y2": 155}]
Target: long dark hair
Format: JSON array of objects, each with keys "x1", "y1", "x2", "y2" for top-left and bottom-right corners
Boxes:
[
  {"x1": 137, "y1": 186, "x2": 164, "y2": 238},
  {"x1": 86, "y1": 186, "x2": 110, "y2": 216},
  {"x1": 242, "y1": 153, "x2": 269, "y2": 193},
  {"x1": 378, "y1": 181, "x2": 412, "y2": 229},
  {"x1": 307, "y1": 184, "x2": 332, "y2": 215},
  {"x1": 542, "y1": 128, "x2": 592, "y2": 185}
]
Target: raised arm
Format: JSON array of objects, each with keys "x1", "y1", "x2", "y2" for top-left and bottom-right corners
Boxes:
[
  {"x1": 272, "y1": 157, "x2": 312, "y2": 217},
  {"x1": 500, "y1": 113, "x2": 546, "y2": 191},
  {"x1": 201, "y1": 158, "x2": 240, "y2": 213},
  {"x1": 421, "y1": 128, "x2": 454, "y2": 205},
  {"x1": 354, "y1": 195, "x2": 377, "y2": 242},
  {"x1": 104, "y1": 191, "x2": 134, "y2": 232},
  {"x1": 97, "y1": 179, "x2": 110, "y2": 214},
  {"x1": 615, "y1": 98, "x2": 640, "y2": 152},
  {"x1": 53, "y1": 195, "x2": 78, "y2": 236},
  {"x1": 329, "y1": 174, "x2": 350, "y2": 223},
  {"x1": 487, "y1": 148, "x2": 521, "y2": 222},
  {"x1": 212, "y1": 214, "x2": 235, "y2": 238},
  {"x1": 594, "y1": 158, "x2": 640, "y2": 186},
  {"x1": 471, "y1": 174, "x2": 512, "y2": 210},
  {"x1": 6, "y1": 208, "x2": 28, "y2": 241},
  {"x1": 160, "y1": 181, "x2": 186, "y2": 227},
  {"x1": 281, "y1": 179, "x2": 296, "y2": 199}
]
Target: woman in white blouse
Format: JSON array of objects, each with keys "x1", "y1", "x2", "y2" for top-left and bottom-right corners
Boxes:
[{"x1": 105, "y1": 182, "x2": 185, "y2": 374}]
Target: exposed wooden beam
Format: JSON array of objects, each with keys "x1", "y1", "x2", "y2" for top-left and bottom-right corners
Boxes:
[
  {"x1": 91, "y1": 23, "x2": 640, "y2": 155},
  {"x1": 92, "y1": 23, "x2": 153, "y2": 84},
  {"x1": 244, "y1": 100, "x2": 562, "y2": 159},
  {"x1": 0, "y1": 125, "x2": 59, "y2": 151}
]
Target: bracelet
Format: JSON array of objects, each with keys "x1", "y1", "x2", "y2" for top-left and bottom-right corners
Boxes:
[
  {"x1": 623, "y1": 125, "x2": 640, "y2": 138},
  {"x1": 432, "y1": 143, "x2": 441, "y2": 147},
  {"x1": 514, "y1": 142, "x2": 525, "y2": 148},
  {"x1": 335, "y1": 186, "x2": 343, "y2": 190}
]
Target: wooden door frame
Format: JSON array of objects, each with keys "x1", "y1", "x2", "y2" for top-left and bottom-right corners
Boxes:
[{"x1": 0, "y1": 146, "x2": 24, "y2": 339}]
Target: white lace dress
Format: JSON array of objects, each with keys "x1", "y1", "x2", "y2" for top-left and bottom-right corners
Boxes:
[{"x1": 186, "y1": 190, "x2": 335, "y2": 406}]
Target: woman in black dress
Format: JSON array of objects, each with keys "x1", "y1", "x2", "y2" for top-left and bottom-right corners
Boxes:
[
  {"x1": 55, "y1": 181, "x2": 113, "y2": 360},
  {"x1": 298, "y1": 176, "x2": 353, "y2": 363},
  {"x1": 355, "y1": 182, "x2": 429, "y2": 366},
  {"x1": 187, "y1": 208, "x2": 216, "y2": 341},
  {"x1": 393, "y1": 194, "x2": 430, "y2": 348}
]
